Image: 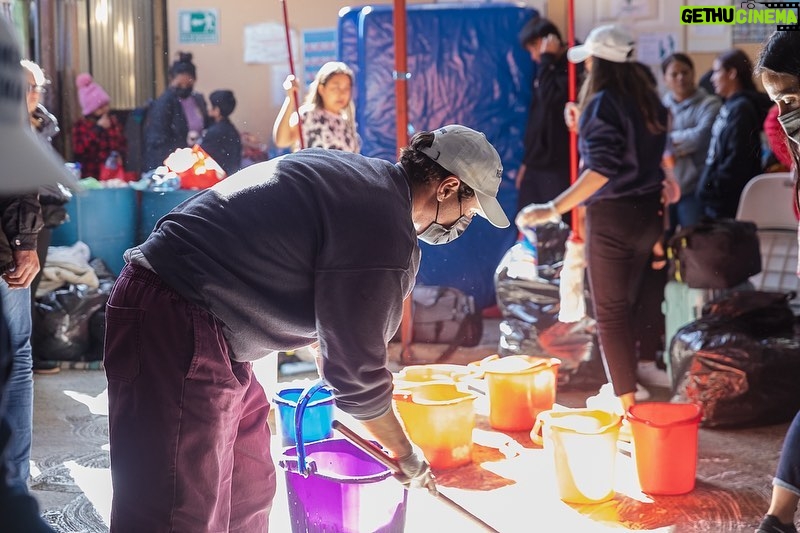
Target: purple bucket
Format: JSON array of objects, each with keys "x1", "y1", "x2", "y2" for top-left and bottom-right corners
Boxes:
[{"x1": 278, "y1": 382, "x2": 407, "y2": 533}]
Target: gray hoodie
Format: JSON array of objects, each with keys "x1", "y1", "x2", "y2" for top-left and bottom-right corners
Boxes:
[{"x1": 662, "y1": 87, "x2": 722, "y2": 196}]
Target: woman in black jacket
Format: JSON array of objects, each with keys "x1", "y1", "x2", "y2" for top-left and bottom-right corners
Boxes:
[
  {"x1": 142, "y1": 52, "x2": 209, "y2": 173},
  {"x1": 697, "y1": 48, "x2": 771, "y2": 219}
]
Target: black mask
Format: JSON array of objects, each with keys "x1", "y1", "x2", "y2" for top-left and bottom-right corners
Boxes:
[{"x1": 175, "y1": 86, "x2": 193, "y2": 99}]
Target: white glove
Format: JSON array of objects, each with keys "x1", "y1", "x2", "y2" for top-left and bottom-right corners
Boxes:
[
  {"x1": 396, "y1": 448, "x2": 437, "y2": 495},
  {"x1": 515, "y1": 201, "x2": 561, "y2": 230}
]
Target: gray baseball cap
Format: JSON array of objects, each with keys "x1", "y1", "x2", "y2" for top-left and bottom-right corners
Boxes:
[
  {"x1": 0, "y1": 17, "x2": 77, "y2": 193},
  {"x1": 420, "y1": 125, "x2": 509, "y2": 228}
]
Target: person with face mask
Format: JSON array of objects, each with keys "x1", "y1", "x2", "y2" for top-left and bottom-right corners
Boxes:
[
  {"x1": 514, "y1": 16, "x2": 583, "y2": 225},
  {"x1": 142, "y1": 52, "x2": 209, "y2": 174},
  {"x1": 753, "y1": 30, "x2": 800, "y2": 533},
  {"x1": 71, "y1": 72, "x2": 127, "y2": 180},
  {"x1": 103, "y1": 124, "x2": 509, "y2": 532}
]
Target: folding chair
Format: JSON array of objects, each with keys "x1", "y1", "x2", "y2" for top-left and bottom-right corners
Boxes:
[{"x1": 735, "y1": 172, "x2": 800, "y2": 306}]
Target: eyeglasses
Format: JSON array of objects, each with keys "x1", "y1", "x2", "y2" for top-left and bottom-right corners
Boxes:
[{"x1": 27, "y1": 84, "x2": 46, "y2": 94}]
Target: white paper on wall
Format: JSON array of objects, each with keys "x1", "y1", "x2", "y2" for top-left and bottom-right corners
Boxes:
[{"x1": 244, "y1": 22, "x2": 299, "y2": 65}]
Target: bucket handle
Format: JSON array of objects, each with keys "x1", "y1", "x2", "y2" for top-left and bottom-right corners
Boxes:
[
  {"x1": 530, "y1": 411, "x2": 548, "y2": 446},
  {"x1": 294, "y1": 379, "x2": 330, "y2": 477}
]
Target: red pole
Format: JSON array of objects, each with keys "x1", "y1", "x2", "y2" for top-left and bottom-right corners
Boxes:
[
  {"x1": 280, "y1": 0, "x2": 304, "y2": 149},
  {"x1": 567, "y1": 0, "x2": 580, "y2": 239},
  {"x1": 394, "y1": 0, "x2": 413, "y2": 363}
]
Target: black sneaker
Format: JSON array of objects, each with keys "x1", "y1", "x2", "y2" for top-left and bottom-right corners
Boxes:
[
  {"x1": 33, "y1": 360, "x2": 60, "y2": 375},
  {"x1": 756, "y1": 515, "x2": 798, "y2": 533}
]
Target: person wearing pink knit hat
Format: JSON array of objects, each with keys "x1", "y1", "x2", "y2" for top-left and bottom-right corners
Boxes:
[{"x1": 71, "y1": 73, "x2": 127, "y2": 179}]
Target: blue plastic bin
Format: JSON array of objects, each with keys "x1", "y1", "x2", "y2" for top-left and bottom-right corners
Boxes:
[
  {"x1": 51, "y1": 188, "x2": 137, "y2": 275},
  {"x1": 137, "y1": 189, "x2": 198, "y2": 243},
  {"x1": 274, "y1": 385, "x2": 335, "y2": 446}
]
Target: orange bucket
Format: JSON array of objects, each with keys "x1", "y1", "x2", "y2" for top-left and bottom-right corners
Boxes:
[
  {"x1": 627, "y1": 402, "x2": 703, "y2": 495},
  {"x1": 393, "y1": 382, "x2": 476, "y2": 470},
  {"x1": 471, "y1": 355, "x2": 560, "y2": 432}
]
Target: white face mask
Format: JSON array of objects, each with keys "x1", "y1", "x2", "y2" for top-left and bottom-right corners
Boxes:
[
  {"x1": 417, "y1": 198, "x2": 472, "y2": 246},
  {"x1": 778, "y1": 107, "x2": 800, "y2": 144}
]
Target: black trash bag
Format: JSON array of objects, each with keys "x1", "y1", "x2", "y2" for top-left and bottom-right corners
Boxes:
[
  {"x1": 89, "y1": 257, "x2": 116, "y2": 284},
  {"x1": 495, "y1": 233, "x2": 604, "y2": 390},
  {"x1": 533, "y1": 222, "x2": 572, "y2": 271},
  {"x1": 670, "y1": 291, "x2": 800, "y2": 428},
  {"x1": 32, "y1": 283, "x2": 111, "y2": 362},
  {"x1": 700, "y1": 290, "x2": 796, "y2": 338},
  {"x1": 86, "y1": 309, "x2": 106, "y2": 362}
]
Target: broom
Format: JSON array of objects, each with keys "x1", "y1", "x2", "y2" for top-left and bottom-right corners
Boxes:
[
  {"x1": 557, "y1": 0, "x2": 586, "y2": 324},
  {"x1": 279, "y1": 0, "x2": 304, "y2": 149}
]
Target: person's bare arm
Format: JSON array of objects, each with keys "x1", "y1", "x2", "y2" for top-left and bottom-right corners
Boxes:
[{"x1": 272, "y1": 75, "x2": 301, "y2": 148}]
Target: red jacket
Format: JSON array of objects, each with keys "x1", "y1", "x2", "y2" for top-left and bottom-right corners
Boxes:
[{"x1": 71, "y1": 114, "x2": 127, "y2": 180}]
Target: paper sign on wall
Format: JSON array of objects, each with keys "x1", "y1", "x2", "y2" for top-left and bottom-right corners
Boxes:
[
  {"x1": 637, "y1": 32, "x2": 678, "y2": 65},
  {"x1": 244, "y1": 22, "x2": 298, "y2": 65}
]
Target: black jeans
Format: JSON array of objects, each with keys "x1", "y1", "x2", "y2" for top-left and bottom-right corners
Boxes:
[{"x1": 585, "y1": 193, "x2": 663, "y2": 396}]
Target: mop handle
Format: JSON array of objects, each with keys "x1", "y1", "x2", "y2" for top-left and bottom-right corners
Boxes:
[
  {"x1": 331, "y1": 420, "x2": 501, "y2": 533},
  {"x1": 279, "y1": 0, "x2": 304, "y2": 149}
]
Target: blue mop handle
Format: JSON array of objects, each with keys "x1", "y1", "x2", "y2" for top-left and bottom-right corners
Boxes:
[{"x1": 294, "y1": 380, "x2": 327, "y2": 476}]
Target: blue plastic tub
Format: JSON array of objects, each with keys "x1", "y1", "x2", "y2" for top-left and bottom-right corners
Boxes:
[
  {"x1": 274, "y1": 384, "x2": 334, "y2": 446},
  {"x1": 51, "y1": 188, "x2": 137, "y2": 275},
  {"x1": 137, "y1": 189, "x2": 198, "y2": 243}
]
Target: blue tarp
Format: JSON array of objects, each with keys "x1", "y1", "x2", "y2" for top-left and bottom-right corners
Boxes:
[{"x1": 338, "y1": 3, "x2": 537, "y2": 310}]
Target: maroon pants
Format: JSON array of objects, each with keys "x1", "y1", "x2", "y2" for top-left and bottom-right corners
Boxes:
[{"x1": 104, "y1": 264, "x2": 276, "y2": 532}]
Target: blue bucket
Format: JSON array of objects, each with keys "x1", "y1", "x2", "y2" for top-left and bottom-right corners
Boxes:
[
  {"x1": 278, "y1": 381, "x2": 407, "y2": 533},
  {"x1": 274, "y1": 382, "x2": 334, "y2": 446}
]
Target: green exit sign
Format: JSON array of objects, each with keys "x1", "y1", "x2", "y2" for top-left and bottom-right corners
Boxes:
[{"x1": 178, "y1": 9, "x2": 219, "y2": 44}]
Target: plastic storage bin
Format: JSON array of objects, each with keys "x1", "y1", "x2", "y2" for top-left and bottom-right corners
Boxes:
[
  {"x1": 51, "y1": 188, "x2": 137, "y2": 275},
  {"x1": 137, "y1": 189, "x2": 198, "y2": 243}
]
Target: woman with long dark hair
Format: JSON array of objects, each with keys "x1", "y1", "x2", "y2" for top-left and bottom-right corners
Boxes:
[
  {"x1": 753, "y1": 30, "x2": 800, "y2": 533},
  {"x1": 516, "y1": 24, "x2": 668, "y2": 411}
]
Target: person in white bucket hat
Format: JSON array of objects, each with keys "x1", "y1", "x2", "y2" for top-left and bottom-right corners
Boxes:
[
  {"x1": 566, "y1": 24, "x2": 636, "y2": 65},
  {"x1": 103, "y1": 124, "x2": 508, "y2": 530},
  {"x1": 0, "y1": 14, "x2": 74, "y2": 533},
  {"x1": 517, "y1": 24, "x2": 669, "y2": 413}
]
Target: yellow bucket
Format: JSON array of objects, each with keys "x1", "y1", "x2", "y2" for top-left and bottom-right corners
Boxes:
[
  {"x1": 393, "y1": 382, "x2": 476, "y2": 470},
  {"x1": 532, "y1": 409, "x2": 621, "y2": 504}
]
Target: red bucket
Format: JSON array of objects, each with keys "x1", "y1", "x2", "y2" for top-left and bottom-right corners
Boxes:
[{"x1": 627, "y1": 402, "x2": 703, "y2": 495}]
